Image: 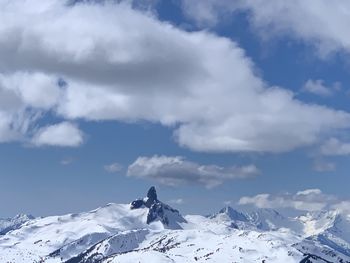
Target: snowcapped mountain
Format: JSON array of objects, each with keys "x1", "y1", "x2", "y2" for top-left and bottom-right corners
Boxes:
[
  {"x1": 210, "y1": 206, "x2": 303, "y2": 233},
  {"x1": 0, "y1": 214, "x2": 34, "y2": 235},
  {"x1": 130, "y1": 186, "x2": 187, "y2": 229},
  {"x1": 1, "y1": 187, "x2": 350, "y2": 263}
]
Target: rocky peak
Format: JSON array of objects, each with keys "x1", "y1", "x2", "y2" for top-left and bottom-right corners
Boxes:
[
  {"x1": 220, "y1": 206, "x2": 249, "y2": 222},
  {"x1": 130, "y1": 187, "x2": 186, "y2": 229},
  {"x1": 147, "y1": 186, "x2": 158, "y2": 202},
  {"x1": 145, "y1": 186, "x2": 158, "y2": 208}
]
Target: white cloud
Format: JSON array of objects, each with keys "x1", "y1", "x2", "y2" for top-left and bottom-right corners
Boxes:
[
  {"x1": 312, "y1": 159, "x2": 336, "y2": 172},
  {"x1": 0, "y1": 72, "x2": 70, "y2": 145},
  {"x1": 303, "y1": 79, "x2": 333, "y2": 97},
  {"x1": 0, "y1": 108, "x2": 41, "y2": 143},
  {"x1": 182, "y1": 0, "x2": 350, "y2": 56},
  {"x1": 224, "y1": 200, "x2": 233, "y2": 206},
  {"x1": 320, "y1": 138, "x2": 350, "y2": 156},
  {"x1": 181, "y1": 0, "x2": 234, "y2": 27},
  {"x1": 238, "y1": 189, "x2": 340, "y2": 212},
  {"x1": 0, "y1": 72, "x2": 62, "y2": 109},
  {"x1": 0, "y1": 112, "x2": 21, "y2": 143},
  {"x1": 104, "y1": 162, "x2": 123, "y2": 173},
  {"x1": 332, "y1": 201, "x2": 350, "y2": 215},
  {"x1": 239, "y1": 190, "x2": 350, "y2": 214},
  {"x1": 0, "y1": 0, "x2": 349, "y2": 152},
  {"x1": 168, "y1": 198, "x2": 184, "y2": 205},
  {"x1": 31, "y1": 122, "x2": 84, "y2": 147},
  {"x1": 127, "y1": 155, "x2": 259, "y2": 188},
  {"x1": 296, "y1": 189, "x2": 322, "y2": 196},
  {"x1": 61, "y1": 157, "x2": 74, "y2": 165}
]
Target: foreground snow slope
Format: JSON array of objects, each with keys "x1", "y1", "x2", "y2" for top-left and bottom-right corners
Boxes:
[
  {"x1": 0, "y1": 204, "x2": 150, "y2": 263},
  {"x1": 1, "y1": 187, "x2": 350, "y2": 263},
  {"x1": 102, "y1": 228, "x2": 302, "y2": 263}
]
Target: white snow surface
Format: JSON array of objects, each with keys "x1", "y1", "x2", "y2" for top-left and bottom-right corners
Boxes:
[
  {"x1": 1, "y1": 203, "x2": 350, "y2": 263},
  {"x1": 0, "y1": 214, "x2": 34, "y2": 235}
]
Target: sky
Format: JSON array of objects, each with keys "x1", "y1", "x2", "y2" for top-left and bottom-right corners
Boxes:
[{"x1": 1, "y1": 0, "x2": 350, "y2": 218}]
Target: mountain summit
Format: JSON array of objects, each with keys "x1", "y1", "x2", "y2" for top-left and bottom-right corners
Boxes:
[
  {"x1": 1, "y1": 188, "x2": 350, "y2": 262},
  {"x1": 130, "y1": 186, "x2": 186, "y2": 229}
]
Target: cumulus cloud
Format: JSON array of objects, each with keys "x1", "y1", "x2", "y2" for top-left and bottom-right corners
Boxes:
[
  {"x1": 104, "y1": 162, "x2": 123, "y2": 173},
  {"x1": 31, "y1": 122, "x2": 84, "y2": 147},
  {"x1": 238, "y1": 189, "x2": 344, "y2": 212},
  {"x1": 0, "y1": 0, "x2": 349, "y2": 152},
  {"x1": 0, "y1": 72, "x2": 62, "y2": 109},
  {"x1": 0, "y1": 72, "x2": 69, "y2": 145},
  {"x1": 182, "y1": 0, "x2": 350, "y2": 56},
  {"x1": 127, "y1": 155, "x2": 259, "y2": 188},
  {"x1": 320, "y1": 138, "x2": 350, "y2": 156}
]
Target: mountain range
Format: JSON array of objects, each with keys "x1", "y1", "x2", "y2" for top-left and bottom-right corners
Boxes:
[{"x1": 1, "y1": 187, "x2": 350, "y2": 263}]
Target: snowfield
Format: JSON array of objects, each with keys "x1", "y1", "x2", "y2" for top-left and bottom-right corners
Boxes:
[{"x1": 1, "y1": 188, "x2": 350, "y2": 263}]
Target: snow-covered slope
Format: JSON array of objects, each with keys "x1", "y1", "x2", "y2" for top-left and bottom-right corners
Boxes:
[
  {"x1": 1, "y1": 187, "x2": 350, "y2": 263},
  {"x1": 0, "y1": 214, "x2": 34, "y2": 235},
  {"x1": 293, "y1": 211, "x2": 350, "y2": 262},
  {"x1": 0, "y1": 203, "x2": 151, "y2": 263},
  {"x1": 100, "y1": 228, "x2": 303, "y2": 263}
]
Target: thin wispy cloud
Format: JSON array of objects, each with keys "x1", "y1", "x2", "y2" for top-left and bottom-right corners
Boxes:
[
  {"x1": 168, "y1": 198, "x2": 185, "y2": 205},
  {"x1": 61, "y1": 157, "x2": 75, "y2": 166},
  {"x1": 182, "y1": 0, "x2": 350, "y2": 56},
  {"x1": 312, "y1": 159, "x2": 336, "y2": 172},
  {"x1": 104, "y1": 162, "x2": 123, "y2": 173},
  {"x1": 302, "y1": 79, "x2": 335, "y2": 97},
  {"x1": 320, "y1": 138, "x2": 350, "y2": 156},
  {"x1": 238, "y1": 189, "x2": 349, "y2": 213}
]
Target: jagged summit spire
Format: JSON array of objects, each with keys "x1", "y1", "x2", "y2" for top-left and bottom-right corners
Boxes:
[
  {"x1": 147, "y1": 186, "x2": 157, "y2": 201},
  {"x1": 129, "y1": 186, "x2": 186, "y2": 228},
  {"x1": 145, "y1": 186, "x2": 158, "y2": 208}
]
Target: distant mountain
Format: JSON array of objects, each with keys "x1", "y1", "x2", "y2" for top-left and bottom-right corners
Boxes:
[
  {"x1": 210, "y1": 206, "x2": 249, "y2": 222},
  {"x1": 0, "y1": 214, "x2": 34, "y2": 235},
  {"x1": 210, "y1": 206, "x2": 304, "y2": 233},
  {"x1": 1, "y1": 187, "x2": 350, "y2": 262}
]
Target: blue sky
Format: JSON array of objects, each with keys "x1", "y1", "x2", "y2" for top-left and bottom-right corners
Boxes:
[{"x1": 1, "y1": 0, "x2": 350, "y2": 217}]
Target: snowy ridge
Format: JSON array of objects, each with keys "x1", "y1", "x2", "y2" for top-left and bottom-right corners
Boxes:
[
  {"x1": 1, "y1": 187, "x2": 350, "y2": 263},
  {"x1": 0, "y1": 214, "x2": 34, "y2": 235},
  {"x1": 63, "y1": 229, "x2": 150, "y2": 263}
]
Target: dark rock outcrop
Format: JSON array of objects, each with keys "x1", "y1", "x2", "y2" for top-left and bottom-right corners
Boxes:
[
  {"x1": 145, "y1": 186, "x2": 158, "y2": 208},
  {"x1": 147, "y1": 202, "x2": 165, "y2": 225},
  {"x1": 130, "y1": 187, "x2": 186, "y2": 229},
  {"x1": 130, "y1": 199, "x2": 144, "y2": 209},
  {"x1": 147, "y1": 186, "x2": 158, "y2": 202}
]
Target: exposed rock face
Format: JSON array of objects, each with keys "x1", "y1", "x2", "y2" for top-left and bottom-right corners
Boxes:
[
  {"x1": 130, "y1": 187, "x2": 186, "y2": 229},
  {"x1": 145, "y1": 186, "x2": 158, "y2": 208},
  {"x1": 147, "y1": 202, "x2": 165, "y2": 225},
  {"x1": 147, "y1": 186, "x2": 158, "y2": 202},
  {"x1": 130, "y1": 199, "x2": 144, "y2": 209}
]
